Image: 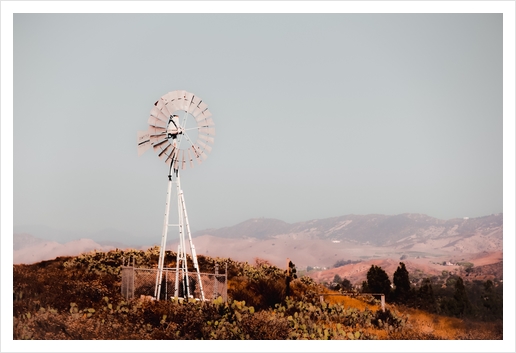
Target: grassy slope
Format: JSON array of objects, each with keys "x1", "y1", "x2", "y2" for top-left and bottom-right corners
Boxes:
[
  {"x1": 12, "y1": 249, "x2": 502, "y2": 340},
  {"x1": 325, "y1": 294, "x2": 502, "y2": 340}
]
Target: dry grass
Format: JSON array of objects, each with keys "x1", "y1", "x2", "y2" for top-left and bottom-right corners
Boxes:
[
  {"x1": 397, "y1": 306, "x2": 502, "y2": 340},
  {"x1": 325, "y1": 293, "x2": 379, "y2": 312},
  {"x1": 322, "y1": 292, "x2": 502, "y2": 340}
]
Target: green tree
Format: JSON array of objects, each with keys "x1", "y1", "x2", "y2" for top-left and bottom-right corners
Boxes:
[
  {"x1": 452, "y1": 277, "x2": 471, "y2": 317},
  {"x1": 361, "y1": 280, "x2": 369, "y2": 293},
  {"x1": 393, "y1": 262, "x2": 411, "y2": 301},
  {"x1": 366, "y1": 265, "x2": 391, "y2": 296},
  {"x1": 285, "y1": 260, "x2": 297, "y2": 297},
  {"x1": 333, "y1": 274, "x2": 343, "y2": 284},
  {"x1": 481, "y1": 280, "x2": 503, "y2": 320},
  {"x1": 341, "y1": 278, "x2": 353, "y2": 291},
  {"x1": 416, "y1": 278, "x2": 437, "y2": 312}
]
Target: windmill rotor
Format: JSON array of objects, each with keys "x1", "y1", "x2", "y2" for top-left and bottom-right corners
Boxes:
[{"x1": 138, "y1": 90, "x2": 215, "y2": 175}]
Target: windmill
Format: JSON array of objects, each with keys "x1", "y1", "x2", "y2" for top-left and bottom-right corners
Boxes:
[{"x1": 137, "y1": 90, "x2": 215, "y2": 301}]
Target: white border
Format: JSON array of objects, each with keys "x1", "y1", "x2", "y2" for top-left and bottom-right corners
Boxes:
[{"x1": 2, "y1": 1, "x2": 514, "y2": 352}]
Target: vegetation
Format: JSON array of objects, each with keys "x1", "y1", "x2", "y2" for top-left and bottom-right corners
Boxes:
[
  {"x1": 357, "y1": 262, "x2": 503, "y2": 323},
  {"x1": 13, "y1": 249, "x2": 502, "y2": 340},
  {"x1": 363, "y1": 265, "x2": 391, "y2": 296},
  {"x1": 329, "y1": 275, "x2": 353, "y2": 292},
  {"x1": 392, "y1": 262, "x2": 411, "y2": 301},
  {"x1": 333, "y1": 259, "x2": 361, "y2": 268}
]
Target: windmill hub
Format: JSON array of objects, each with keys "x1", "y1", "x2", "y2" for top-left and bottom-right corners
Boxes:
[{"x1": 166, "y1": 114, "x2": 183, "y2": 139}]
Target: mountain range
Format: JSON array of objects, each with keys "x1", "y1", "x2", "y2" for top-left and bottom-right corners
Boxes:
[
  {"x1": 193, "y1": 213, "x2": 503, "y2": 247},
  {"x1": 14, "y1": 213, "x2": 503, "y2": 275}
]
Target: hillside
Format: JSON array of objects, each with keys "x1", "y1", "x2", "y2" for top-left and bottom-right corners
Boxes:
[
  {"x1": 14, "y1": 213, "x2": 503, "y2": 272},
  {"x1": 308, "y1": 252, "x2": 503, "y2": 286},
  {"x1": 13, "y1": 234, "x2": 116, "y2": 264},
  {"x1": 11, "y1": 248, "x2": 503, "y2": 343},
  {"x1": 193, "y1": 213, "x2": 503, "y2": 247},
  {"x1": 185, "y1": 214, "x2": 503, "y2": 272}
]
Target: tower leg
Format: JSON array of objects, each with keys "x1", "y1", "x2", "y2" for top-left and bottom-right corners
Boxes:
[
  {"x1": 176, "y1": 175, "x2": 190, "y2": 298},
  {"x1": 179, "y1": 189, "x2": 205, "y2": 301},
  {"x1": 155, "y1": 171, "x2": 204, "y2": 301},
  {"x1": 174, "y1": 244, "x2": 180, "y2": 299},
  {"x1": 154, "y1": 177, "x2": 173, "y2": 300}
]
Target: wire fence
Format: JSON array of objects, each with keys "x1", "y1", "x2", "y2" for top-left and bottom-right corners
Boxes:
[{"x1": 121, "y1": 266, "x2": 227, "y2": 302}]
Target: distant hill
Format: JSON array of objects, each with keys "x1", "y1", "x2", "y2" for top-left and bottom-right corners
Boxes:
[
  {"x1": 13, "y1": 233, "x2": 116, "y2": 264},
  {"x1": 193, "y1": 213, "x2": 503, "y2": 247},
  {"x1": 14, "y1": 213, "x2": 503, "y2": 268}
]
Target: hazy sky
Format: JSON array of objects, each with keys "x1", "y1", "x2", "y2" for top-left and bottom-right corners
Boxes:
[{"x1": 6, "y1": 5, "x2": 512, "y2": 248}]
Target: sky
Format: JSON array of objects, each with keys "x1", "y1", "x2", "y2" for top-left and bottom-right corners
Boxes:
[
  {"x1": 2, "y1": 2, "x2": 515, "y2": 352},
  {"x1": 9, "y1": 8, "x2": 509, "y2": 247},
  {"x1": 2, "y1": 2, "x2": 503, "y2": 248},
  {"x1": 7, "y1": 4, "x2": 515, "y2": 247}
]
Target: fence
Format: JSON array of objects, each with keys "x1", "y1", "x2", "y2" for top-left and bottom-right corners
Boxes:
[{"x1": 121, "y1": 266, "x2": 228, "y2": 302}]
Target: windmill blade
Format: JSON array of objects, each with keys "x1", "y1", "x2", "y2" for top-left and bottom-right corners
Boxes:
[
  {"x1": 187, "y1": 148, "x2": 194, "y2": 168},
  {"x1": 191, "y1": 145, "x2": 203, "y2": 164},
  {"x1": 205, "y1": 117, "x2": 215, "y2": 127},
  {"x1": 187, "y1": 96, "x2": 201, "y2": 114},
  {"x1": 176, "y1": 149, "x2": 182, "y2": 168},
  {"x1": 197, "y1": 101, "x2": 208, "y2": 112},
  {"x1": 181, "y1": 149, "x2": 187, "y2": 170},
  {"x1": 195, "y1": 110, "x2": 213, "y2": 124},
  {"x1": 158, "y1": 143, "x2": 173, "y2": 160},
  {"x1": 163, "y1": 102, "x2": 177, "y2": 117},
  {"x1": 159, "y1": 102, "x2": 173, "y2": 118},
  {"x1": 170, "y1": 90, "x2": 181, "y2": 102},
  {"x1": 150, "y1": 106, "x2": 168, "y2": 122},
  {"x1": 196, "y1": 139, "x2": 213, "y2": 153},
  {"x1": 191, "y1": 105, "x2": 203, "y2": 118},
  {"x1": 155, "y1": 98, "x2": 168, "y2": 112},
  {"x1": 198, "y1": 134, "x2": 215, "y2": 144},
  {"x1": 163, "y1": 146, "x2": 176, "y2": 164},
  {"x1": 176, "y1": 90, "x2": 188, "y2": 110},
  {"x1": 165, "y1": 92, "x2": 182, "y2": 113},
  {"x1": 149, "y1": 131, "x2": 166, "y2": 143},
  {"x1": 162, "y1": 91, "x2": 176, "y2": 103},
  {"x1": 173, "y1": 151, "x2": 180, "y2": 170},
  {"x1": 152, "y1": 137, "x2": 169, "y2": 150},
  {"x1": 167, "y1": 101, "x2": 181, "y2": 115},
  {"x1": 183, "y1": 91, "x2": 194, "y2": 111},
  {"x1": 198, "y1": 127, "x2": 215, "y2": 136},
  {"x1": 137, "y1": 131, "x2": 151, "y2": 156},
  {"x1": 201, "y1": 109, "x2": 212, "y2": 119},
  {"x1": 149, "y1": 135, "x2": 166, "y2": 145},
  {"x1": 194, "y1": 143, "x2": 208, "y2": 160},
  {"x1": 149, "y1": 125, "x2": 166, "y2": 134},
  {"x1": 148, "y1": 116, "x2": 167, "y2": 128},
  {"x1": 166, "y1": 91, "x2": 181, "y2": 112}
]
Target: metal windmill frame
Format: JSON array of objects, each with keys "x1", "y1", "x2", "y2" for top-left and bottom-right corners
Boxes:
[{"x1": 137, "y1": 90, "x2": 215, "y2": 301}]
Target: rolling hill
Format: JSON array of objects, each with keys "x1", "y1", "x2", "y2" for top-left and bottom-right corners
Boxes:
[{"x1": 15, "y1": 213, "x2": 503, "y2": 275}]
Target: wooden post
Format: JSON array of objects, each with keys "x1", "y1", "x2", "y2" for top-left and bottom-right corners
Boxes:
[
  {"x1": 214, "y1": 263, "x2": 219, "y2": 300},
  {"x1": 381, "y1": 294, "x2": 385, "y2": 312},
  {"x1": 286, "y1": 258, "x2": 290, "y2": 297}
]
